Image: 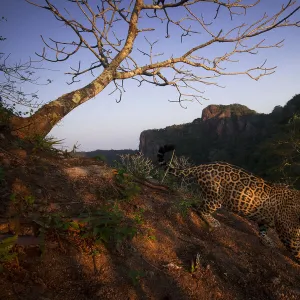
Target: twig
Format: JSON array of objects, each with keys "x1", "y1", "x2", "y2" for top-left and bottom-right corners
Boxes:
[
  {"x1": 133, "y1": 177, "x2": 170, "y2": 192},
  {"x1": 161, "y1": 149, "x2": 175, "y2": 183}
]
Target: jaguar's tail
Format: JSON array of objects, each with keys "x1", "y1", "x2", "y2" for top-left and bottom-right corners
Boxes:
[{"x1": 157, "y1": 144, "x2": 176, "y2": 165}]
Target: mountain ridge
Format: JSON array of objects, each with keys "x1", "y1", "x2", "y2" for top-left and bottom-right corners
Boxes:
[{"x1": 139, "y1": 94, "x2": 300, "y2": 186}]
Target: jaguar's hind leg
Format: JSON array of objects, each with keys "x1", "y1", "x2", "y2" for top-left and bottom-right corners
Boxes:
[{"x1": 275, "y1": 212, "x2": 300, "y2": 264}]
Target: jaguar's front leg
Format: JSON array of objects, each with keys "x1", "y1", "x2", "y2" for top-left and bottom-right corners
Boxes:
[
  {"x1": 200, "y1": 213, "x2": 221, "y2": 228},
  {"x1": 196, "y1": 197, "x2": 222, "y2": 229},
  {"x1": 258, "y1": 224, "x2": 276, "y2": 248}
]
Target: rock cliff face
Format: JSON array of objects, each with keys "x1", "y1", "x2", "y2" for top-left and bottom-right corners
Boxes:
[
  {"x1": 140, "y1": 103, "x2": 266, "y2": 164},
  {"x1": 139, "y1": 95, "x2": 300, "y2": 178}
]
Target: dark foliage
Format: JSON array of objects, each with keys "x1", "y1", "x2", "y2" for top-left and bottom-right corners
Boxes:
[{"x1": 140, "y1": 95, "x2": 300, "y2": 188}]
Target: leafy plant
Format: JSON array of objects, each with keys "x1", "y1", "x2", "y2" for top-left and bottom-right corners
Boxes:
[
  {"x1": 147, "y1": 235, "x2": 156, "y2": 241},
  {"x1": 34, "y1": 213, "x2": 75, "y2": 235},
  {"x1": 30, "y1": 135, "x2": 64, "y2": 152},
  {"x1": 146, "y1": 228, "x2": 156, "y2": 241},
  {"x1": 37, "y1": 208, "x2": 137, "y2": 245},
  {"x1": 177, "y1": 198, "x2": 195, "y2": 218},
  {"x1": 133, "y1": 208, "x2": 145, "y2": 225},
  {"x1": 0, "y1": 235, "x2": 18, "y2": 271},
  {"x1": 114, "y1": 169, "x2": 141, "y2": 201},
  {"x1": 128, "y1": 269, "x2": 146, "y2": 286},
  {"x1": 152, "y1": 154, "x2": 196, "y2": 189},
  {"x1": 79, "y1": 209, "x2": 137, "y2": 245},
  {"x1": 24, "y1": 195, "x2": 35, "y2": 205},
  {"x1": 175, "y1": 185, "x2": 201, "y2": 217},
  {"x1": 123, "y1": 183, "x2": 141, "y2": 201},
  {"x1": 34, "y1": 209, "x2": 137, "y2": 255},
  {"x1": 10, "y1": 192, "x2": 35, "y2": 215}
]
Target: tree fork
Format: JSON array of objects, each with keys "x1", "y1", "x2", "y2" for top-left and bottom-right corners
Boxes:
[{"x1": 7, "y1": 70, "x2": 115, "y2": 139}]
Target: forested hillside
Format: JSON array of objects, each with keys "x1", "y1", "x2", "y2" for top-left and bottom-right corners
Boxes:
[{"x1": 140, "y1": 94, "x2": 300, "y2": 188}]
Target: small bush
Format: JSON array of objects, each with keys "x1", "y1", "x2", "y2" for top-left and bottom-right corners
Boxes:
[
  {"x1": 29, "y1": 135, "x2": 64, "y2": 152},
  {"x1": 79, "y1": 208, "x2": 137, "y2": 245},
  {"x1": 0, "y1": 235, "x2": 18, "y2": 271},
  {"x1": 36, "y1": 208, "x2": 137, "y2": 248},
  {"x1": 133, "y1": 208, "x2": 145, "y2": 225},
  {"x1": 10, "y1": 192, "x2": 35, "y2": 215},
  {"x1": 128, "y1": 269, "x2": 146, "y2": 286},
  {"x1": 114, "y1": 168, "x2": 141, "y2": 201},
  {"x1": 116, "y1": 152, "x2": 157, "y2": 179}
]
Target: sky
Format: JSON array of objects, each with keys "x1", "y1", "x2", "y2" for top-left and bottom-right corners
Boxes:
[{"x1": 1, "y1": 0, "x2": 300, "y2": 151}]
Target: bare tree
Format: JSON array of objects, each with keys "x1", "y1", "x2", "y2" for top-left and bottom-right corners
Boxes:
[{"x1": 6, "y1": 0, "x2": 300, "y2": 139}]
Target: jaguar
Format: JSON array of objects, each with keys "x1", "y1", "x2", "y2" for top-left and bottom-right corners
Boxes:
[{"x1": 157, "y1": 144, "x2": 300, "y2": 263}]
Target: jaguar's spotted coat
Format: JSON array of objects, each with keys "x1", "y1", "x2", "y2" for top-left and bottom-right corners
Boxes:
[{"x1": 158, "y1": 144, "x2": 300, "y2": 263}]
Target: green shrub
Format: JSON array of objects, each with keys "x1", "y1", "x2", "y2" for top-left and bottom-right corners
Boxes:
[
  {"x1": 114, "y1": 168, "x2": 141, "y2": 201},
  {"x1": 29, "y1": 135, "x2": 64, "y2": 152},
  {"x1": 36, "y1": 208, "x2": 137, "y2": 247},
  {"x1": 133, "y1": 208, "x2": 145, "y2": 225},
  {"x1": 0, "y1": 235, "x2": 18, "y2": 271},
  {"x1": 79, "y1": 208, "x2": 137, "y2": 245},
  {"x1": 128, "y1": 269, "x2": 146, "y2": 286}
]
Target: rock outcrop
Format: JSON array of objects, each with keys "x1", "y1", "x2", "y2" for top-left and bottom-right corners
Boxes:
[
  {"x1": 140, "y1": 103, "x2": 266, "y2": 164},
  {"x1": 139, "y1": 95, "x2": 300, "y2": 181}
]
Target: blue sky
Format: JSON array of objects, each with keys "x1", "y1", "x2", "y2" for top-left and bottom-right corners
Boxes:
[{"x1": 1, "y1": 0, "x2": 300, "y2": 150}]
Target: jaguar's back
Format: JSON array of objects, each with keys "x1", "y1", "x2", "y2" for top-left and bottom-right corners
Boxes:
[{"x1": 186, "y1": 162, "x2": 280, "y2": 223}]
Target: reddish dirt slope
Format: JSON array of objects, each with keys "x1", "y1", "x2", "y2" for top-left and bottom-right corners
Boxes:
[{"x1": 0, "y1": 134, "x2": 300, "y2": 300}]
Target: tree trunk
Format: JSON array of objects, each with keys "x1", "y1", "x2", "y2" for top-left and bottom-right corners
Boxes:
[
  {"x1": 4, "y1": 0, "x2": 142, "y2": 140},
  {"x1": 7, "y1": 69, "x2": 114, "y2": 139}
]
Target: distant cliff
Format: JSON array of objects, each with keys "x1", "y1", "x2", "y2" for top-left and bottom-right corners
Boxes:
[
  {"x1": 140, "y1": 103, "x2": 268, "y2": 165},
  {"x1": 139, "y1": 94, "x2": 300, "y2": 184}
]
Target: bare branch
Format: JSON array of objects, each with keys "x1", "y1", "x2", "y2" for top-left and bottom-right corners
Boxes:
[
  {"x1": 109, "y1": 79, "x2": 126, "y2": 103},
  {"x1": 25, "y1": 0, "x2": 300, "y2": 105},
  {"x1": 0, "y1": 53, "x2": 55, "y2": 112}
]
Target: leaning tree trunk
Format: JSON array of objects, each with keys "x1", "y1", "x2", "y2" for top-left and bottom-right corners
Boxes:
[
  {"x1": 6, "y1": 69, "x2": 115, "y2": 139},
  {"x1": 5, "y1": 0, "x2": 141, "y2": 139}
]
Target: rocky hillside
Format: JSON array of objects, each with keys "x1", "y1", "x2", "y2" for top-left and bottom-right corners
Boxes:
[
  {"x1": 0, "y1": 130, "x2": 300, "y2": 300},
  {"x1": 139, "y1": 94, "x2": 300, "y2": 185}
]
